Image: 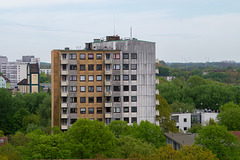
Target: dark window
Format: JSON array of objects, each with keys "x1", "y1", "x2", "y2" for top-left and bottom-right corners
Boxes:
[
  {"x1": 106, "y1": 86, "x2": 110, "y2": 92},
  {"x1": 80, "y1": 97, "x2": 86, "y2": 103},
  {"x1": 123, "y1": 53, "x2": 129, "y2": 59},
  {"x1": 114, "y1": 53, "x2": 120, "y2": 59},
  {"x1": 184, "y1": 118, "x2": 187, "y2": 122},
  {"x1": 70, "y1": 97, "x2": 77, "y2": 103},
  {"x1": 113, "y1": 64, "x2": 120, "y2": 70},
  {"x1": 123, "y1": 96, "x2": 129, "y2": 102},
  {"x1": 80, "y1": 108, "x2": 86, "y2": 114},
  {"x1": 131, "y1": 75, "x2": 137, "y2": 80},
  {"x1": 70, "y1": 53, "x2": 77, "y2": 59},
  {"x1": 131, "y1": 96, "x2": 137, "y2": 102},
  {"x1": 88, "y1": 86, "x2": 94, "y2": 92},
  {"x1": 114, "y1": 75, "x2": 120, "y2": 81},
  {"x1": 62, "y1": 64, "x2": 67, "y2": 70},
  {"x1": 70, "y1": 86, "x2": 77, "y2": 92},
  {"x1": 62, "y1": 75, "x2": 67, "y2": 81},
  {"x1": 131, "y1": 107, "x2": 137, "y2": 112},
  {"x1": 123, "y1": 64, "x2": 129, "y2": 70},
  {"x1": 106, "y1": 64, "x2": 111, "y2": 70},
  {"x1": 70, "y1": 119, "x2": 77, "y2": 124},
  {"x1": 124, "y1": 107, "x2": 129, "y2": 113},
  {"x1": 70, "y1": 108, "x2": 77, "y2": 113},
  {"x1": 96, "y1": 64, "x2": 102, "y2": 70},
  {"x1": 132, "y1": 117, "x2": 137, "y2": 123},
  {"x1": 70, "y1": 75, "x2": 77, "y2": 81},
  {"x1": 97, "y1": 107, "x2": 102, "y2": 114},
  {"x1": 131, "y1": 64, "x2": 137, "y2": 70},
  {"x1": 131, "y1": 53, "x2": 137, "y2": 59},
  {"x1": 131, "y1": 85, "x2": 137, "y2": 91},
  {"x1": 96, "y1": 54, "x2": 102, "y2": 59},
  {"x1": 70, "y1": 65, "x2": 77, "y2": 70},
  {"x1": 88, "y1": 64, "x2": 94, "y2": 71},
  {"x1": 88, "y1": 54, "x2": 94, "y2": 59},
  {"x1": 113, "y1": 86, "x2": 120, "y2": 91},
  {"x1": 62, "y1": 97, "x2": 67, "y2": 103},
  {"x1": 114, "y1": 97, "x2": 120, "y2": 102},
  {"x1": 106, "y1": 75, "x2": 111, "y2": 81},
  {"x1": 184, "y1": 127, "x2": 187, "y2": 131},
  {"x1": 106, "y1": 53, "x2": 110, "y2": 59},
  {"x1": 124, "y1": 117, "x2": 129, "y2": 123},
  {"x1": 123, "y1": 86, "x2": 129, "y2": 91},
  {"x1": 97, "y1": 118, "x2": 102, "y2": 121},
  {"x1": 105, "y1": 96, "x2": 111, "y2": 102},
  {"x1": 114, "y1": 107, "x2": 121, "y2": 113},
  {"x1": 123, "y1": 75, "x2": 129, "y2": 81},
  {"x1": 97, "y1": 97, "x2": 102, "y2": 103},
  {"x1": 80, "y1": 65, "x2": 85, "y2": 71},
  {"x1": 89, "y1": 108, "x2": 94, "y2": 114},
  {"x1": 80, "y1": 53, "x2": 85, "y2": 60},
  {"x1": 62, "y1": 54, "x2": 67, "y2": 60},
  {"x1": 89, "y1": 97, "x2": 94, "y2": 103}
]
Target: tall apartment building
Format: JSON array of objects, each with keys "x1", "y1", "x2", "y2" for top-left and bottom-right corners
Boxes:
[{"x1": 51, "y1": 36, "x2": 156, "y2": 130}]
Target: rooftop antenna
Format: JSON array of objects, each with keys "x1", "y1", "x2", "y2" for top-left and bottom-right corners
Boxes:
[{"x1": 130, "y1": 26, "x2": 132, "y2": 39}]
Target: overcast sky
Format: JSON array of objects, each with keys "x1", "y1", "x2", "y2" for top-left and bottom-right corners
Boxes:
[{"x1": 0, "y1": 0, "x2": 240, "y2": 63}]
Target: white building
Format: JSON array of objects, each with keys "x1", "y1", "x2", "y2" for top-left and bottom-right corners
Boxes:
[{"x1": 40, "y1": 69, "x2": 51, "y2": 75}]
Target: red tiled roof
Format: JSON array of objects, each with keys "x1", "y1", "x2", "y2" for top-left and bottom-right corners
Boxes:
[
  {"x1": 0, "y1": 75, "x2": 10, "y2": 82},
  {"x1": 231, "y1": 131, "x2": 240, "y2": 141},
  {"x1": 18, "y1": 79, "x2": 27, "y2": 85}
]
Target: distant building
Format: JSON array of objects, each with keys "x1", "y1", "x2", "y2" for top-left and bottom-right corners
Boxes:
[
  {"x1": 17, "y1": 63, "x2": 40, "y2": 93},
  {"x1": 40, "y1": 69, "x2": 51, "y2": 75},
  {"x1": 171, "y1": 110, "x2": 218, "y2": 133},
  {"x1": 0, "y1": 75, "x2": 11, "y2": 89}
]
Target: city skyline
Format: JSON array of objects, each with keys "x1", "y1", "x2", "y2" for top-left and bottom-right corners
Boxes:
[{"x1": 0, "y1": 0, "x2": 240, "y2": 62}]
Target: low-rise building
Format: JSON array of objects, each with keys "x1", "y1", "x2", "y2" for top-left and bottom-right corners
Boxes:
[
  {"x1": 40, "y1": 69, "x2": 51, "y2": 75},
  {"x1": 0, "y1": 75, "x2": 10, "y2": 89}
]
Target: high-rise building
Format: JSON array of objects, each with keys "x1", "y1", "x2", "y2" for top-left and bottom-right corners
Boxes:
[{"x1": 51, "y1": 36, "x2": 156, "y2": 130}]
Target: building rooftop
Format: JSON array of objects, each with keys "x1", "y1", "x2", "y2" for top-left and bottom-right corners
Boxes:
[
  {"x1": 0, "y1": 75, "x2": 10, "y2": 82},
  {"x1": 18, "y1": 79, "x2": 27, "y2": 85},
  {"x1": 164, "y1": 133, "x2": 198, "y2": 146},
  {"x1": 29, "y1": 63, "x2": 39, "y2": 73}
]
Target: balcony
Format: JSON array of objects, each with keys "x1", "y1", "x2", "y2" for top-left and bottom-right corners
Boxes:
[
  {"x1": 156, "y1": 89, "x2": 159, "y2": 95},
  {"x1": 105, "y1": 69, "x2": 112, "y2": 75},
  {"x1": 61, "y1": 92, "x2": 68, "y2": 97},
  {"x1": 105, "y1": 59, "x2": 112, "y2": 64},
  {"x1": 61, "y1": 81, "x2": 68, "y2": 86},
  {"x1": 105, "y1": 113, "x2": 112, "y2": 118},
  {"x1": 61, "y1": 125, "x2": 68, "y2": 130},
  {"x1": 155, "y1": 69, "x2": 159, "y2": 74},
  {"x1": 61, "y1": 114, "x2": 69, "y2": 119},
  {"x1": 105, "y1": 91, "x2": 112, "y2": 96},
  {"x1": 156, "y1": 99, "x2": 159, "y2": 105},
  {"x1": 61, "y1": 70, "x2": 68, "y2": 75},
  {"x1": 61, "y1": 60, "x2": 68, "y2": 64},
  {"x1": 105, "y1": 102, "x2": 112, "y2": 107},
  {"x1": 61, "y1": 103, "x2": 68, "y2": 108},
  {"x1": 156, "y1": 79, "x2": 159, "y2": 84},
  {"x1": 156, "y1": 110, "x2": 159, "y2": 116},
  {"x1": 105, "y1": 81, "x2": 111, "y2": 85}
]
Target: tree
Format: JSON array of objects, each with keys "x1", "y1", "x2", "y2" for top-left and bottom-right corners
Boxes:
[
  {"x1": 170, "y1": 101, "x2": 195, "y2": 113},
  {"x1": 156, "y1": 95, "x2": 178, "y2": 133},
  {"x1": 108, "y1": 120, "x2": 131, "y2": 138},
  {"x1": 219, "y1": 101, "x2": 239, "y2": 112},
  {"x1": 187, "y1": 75, "x2": 208, "y2": 88},
  {"x1": 37, "y1": 95, "x2": 51, "y2": 127},
  {"x1": 191, "y1": 69, "x2": 203, "y2": 77},
  {"x1": 157, "y1": 83, "x2": 181, "y2": 104},
  {"x1": 157, "y1": 66, "x2": 170, "y2": 76},
  {"x1": 187, "y1": 123, "x2": 202, "y2": 133},
  {"x1": 195, "y1": 125, "x2": 240, "y2": 159}
]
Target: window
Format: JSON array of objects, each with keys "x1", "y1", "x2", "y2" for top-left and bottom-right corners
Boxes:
[
  {"x1": 184, "y1": 127, "x2": 187, "y2": 131},
  {"x1": 114, "y1": 75, "x2": 120, "y2": 81},
  {"x1": 62, "y1": 64, "x2": 67, "y2": 70},
  {"x1": 184, "y1": 118, "x2": 187, "y2": 122},
  {"x1": 131, "y1": 96, "x2": 137, "y2": 102},
  {"x1": 131, "y1": 107, "x2": 137, "y2": 112},
  {"x1": 123, "y1": 53, "x2": 129, "y2": 59},
  {"x1": 70, "y1": 65, "x2": 77, "y2": 70},
  {"x1": 88, "y1": 54, "x2": 94, "y2": 59},
  {"x1": 123, "y1": 96, "x2": 129, "y2": 102},
  {"x1": 96, "y1": 54, "x2": 102, "y2": 59},
  {"x1": 80, "y1": 53, "x2": 85, "y2": 60},
  {"x1": 62, "y1": 54, "x2": 67, "y2": 60},
  {"x1": 70, "y1": 75, "x2": 77, "y2": 81},
  {"x1": 97, "y1": 97, "x2": 102, "y2": 103},
  {"x1": 123, "y1": 75, "x2": 129, "y2": 81},
  {"x1": 89, "y1": 108, "x2": 94, "y2": 114},
  {"x1": 113, "y1": 64, "x2": 120, "y2": 70},
  {"x1": 88, "y1": 75, "x2": 94, "y2": 81},
  {"x1": 96, "y1": 75, "x2": 102, "y2": 81},
  {"x1": 88, "y1": 86, "x2": 94, "y2": 92},
  {"x1": 80, "y1": 75, "x2": 86, "y2": 81},
  {"x1": 105, "y1": 97, "x2": 111, "y2": 103},
  {"x1": 114, "y1": 97, "x2": 120, "y2": 102},
  {"x1": 62, "y1": 108, "x2": 67, "y2": 114},
  {"x1": 62, "y1": 86, "x2": 67, "y2": 92},
  {"x1": 97, "y1": 86, "x2": 102, "y2": 92},
  {"x1": 62, "y1": 75, "x2": 67, "y2": 81},
  {"x1": 96, "y1": 64, "x2": 102, "y2": 70},
  {"x1": 80, "y1": 65, "x2": 85, "y2": 71},
  {"x1": 131, "y1": 75, "x2": 137, "y2": 80},
  {"x1": 97, "y1": 118, "x2": 102, "y2": 121},
  {"x1": 131, "y1": 53, "x2": 137, "y2": 59},
  {"x1": 70, "y1": 108, "x2": 77, "y2": 114},
  {"x1": 106, "y1": 86, "x2": 110, "y2": 92},
  {"x1": 88, "y1": 64, "x2": 94, "y2": 71},
  {"x1": 80, "y1": 97, "x2": 86, "y2": 103},
  {"x1": 70, "y1": 119, "x2": 77, "y2": 124},
  {"x1": 114, "y1": 53, "x2": 120, "y2": 59},
  {"x1": 106, "y1": 75, "x2": 111, "y2": 81},
  {"x1": 61, "y1": 119, "x2": 67, "y2": 125},
  {"x1": 123, "y1": 64, "x2": 129, "y2": 70},
  {"x1": 124, "y1": 117, "x2": 129, "y2": 123},
  {"x1": 123, "y1": 86, "x2": 129, "y2": 91},
  {"x1": 80, "y1": 86, "x2": 86, "y2": 92},
  {"x1": 62, "y1": 97, "x2": 67, "y2": 103},
  {"x1": 89, "y1": 118, "x2": 94, "y2": 121},
  {"x1": 106, "y1": 64, "x2": 111, "y2": 70},
  {"x1": 97, "y1": 107, "x2": 102, "y2": 114},
  {"x1": 70, "y1": 97, "x2": 77, "y2": 103},
  {"x1": 131, "y1": 64, "x2": 137, "y2": 70},
  {"x1": 132, "y1": 117, "x2": 137, "y2": 123},
  {"x1": 171, "y1": 116, "x2": 179, "y2": 123},
  {"x1": 89, "y1": 97, "x2": 94, "y2": 103},
  {"x1": 70, "y1": 86, "x2": 77, "y2": 92},
  {"x1": 70, "y1": 53, "x2": 77, "y2": 59},
  {"x1": 131, "y1": 85, "x2": 137, "y2": 91},
  {"x1": 106, "y1": 53, "x2": 110, "y2": 59},
  {"x1": 113, "y1": 86, "x2": 120, "y2": 91},
  {"x1": 114, "y1": 107, "x2": 121, "y2": 113},
  {"x1": 80, "y1": 108, "x2": 86, "y2": 114}
]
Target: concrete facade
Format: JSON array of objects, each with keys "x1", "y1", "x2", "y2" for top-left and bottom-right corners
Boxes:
[{"x1": 40, "y1": 69, "x2": 51, "y2": 75}]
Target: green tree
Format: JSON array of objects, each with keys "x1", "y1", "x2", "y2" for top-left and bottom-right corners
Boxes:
[
  {"x1": 39, "y1": 73, "x2": 51, "y2": 83},
  {"x1": 157, "y1": 66, "x2": 170, "y2": 76},
  {"x1": 191, "y1": 69, "x2": 203, "y2": 77},
  {"x1": 156, "y1": 95, "x2": 178, "y2": 133},
  {"x1": 157, "y1": 83, "x2": 181, "y2": 104},
  {"x1": 219, "y1": 101, "x2": 239, "y2": 112},
  {"x1": 187, "y1": 123, "x2": 202, "y2": 133},
  {"x1": 195, "y1": 125, "x2": 240, "y2": 159},
  {"x1": 37, "y1": 95, "x2": 51, "y2": 127},
  {"x1": 108, "y1": 120, "x2": 131, "y2": 138},
  {"x1": 187, "y1": 75, "x2": 208, "y2": 88},
  {"x1": 170, "y1": 101, "x2": 195, "y2": 113}
]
